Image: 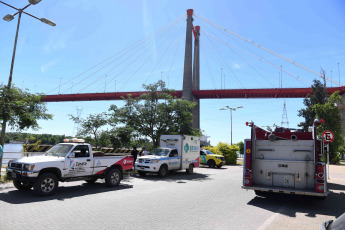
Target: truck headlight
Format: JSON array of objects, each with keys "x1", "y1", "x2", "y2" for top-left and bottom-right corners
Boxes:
[
  {"x1": 150, "y1": 160, "x2": 159, "y2": 163},
  {"x1": 23, "y1": 164, "x2": 35, "y2": 171},
  {"x1": 216, "y1": 157, "x2": 222, "y2": 160}
]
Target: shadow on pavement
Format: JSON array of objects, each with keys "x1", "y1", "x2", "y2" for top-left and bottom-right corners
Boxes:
[
  {"x1": 248, "y1": 191, "x2": 345, "y2": 218},
  {"x1": 328, "y1": 182, "x2": 345, "y2": 191},
  {"x1": 0, "y1": 182, "x2": 133, "y2": 204},
  {"x1": 132, "y1": 171, "x2": 211, "y2": 182}
]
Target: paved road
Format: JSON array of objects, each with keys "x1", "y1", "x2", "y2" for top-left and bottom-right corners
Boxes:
[{"x1": 0, "y1": 165, "x2": 344, "y2": 230}]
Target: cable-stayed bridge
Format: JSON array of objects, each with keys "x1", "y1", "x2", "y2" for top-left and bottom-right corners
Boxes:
[{"x1": 41, "y1": 9, "x2": 344, "y2": 130}]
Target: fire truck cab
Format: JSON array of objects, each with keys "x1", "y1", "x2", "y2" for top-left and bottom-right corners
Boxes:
[{"x1": 242, "y1": 120, "x2": 328, "y2": 198}]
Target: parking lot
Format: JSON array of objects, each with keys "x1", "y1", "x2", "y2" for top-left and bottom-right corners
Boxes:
[{"x1": 0, "y1": 164, "x2": 344, "y2": 230}]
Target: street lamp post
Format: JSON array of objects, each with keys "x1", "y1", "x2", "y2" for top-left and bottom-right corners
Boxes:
[
  {"x1": 0, "y1": 0, "x2": 56, "y2": 165},
  {"x1": 1, "y1": 0, "x2": 56, "y2": 88},
  {"x1": 220, "y1": 106, "x2": 243, "y2": 145}
]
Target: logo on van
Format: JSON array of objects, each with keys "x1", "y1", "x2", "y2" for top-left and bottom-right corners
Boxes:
[{"x1": 184, "y1": 143, "x2": 189, "y2": 153}]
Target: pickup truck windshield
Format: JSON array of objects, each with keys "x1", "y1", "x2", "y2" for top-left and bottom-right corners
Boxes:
[
  {"x1": 46, "y1": 144, "x2": 74, "y2": 157},
  {"x1": 150, "y1": 148, "x2": 170, "y2": 156}
]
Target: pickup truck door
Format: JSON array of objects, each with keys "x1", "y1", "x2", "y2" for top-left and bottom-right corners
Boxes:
[
  {"x1": 168, "y1": 149, "x2": 180, "y2": 170},
  {"x1": 65, "y1": 145, "x2": 93, "y2": 177}
]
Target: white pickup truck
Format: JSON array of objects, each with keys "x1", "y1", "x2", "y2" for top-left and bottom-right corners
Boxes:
[
  {"x1": 135, "y1": 135, "x2": 200, "y2": 177},
  {"x1": 6, "y1": 139, "x2": 134, "y2": 196}
]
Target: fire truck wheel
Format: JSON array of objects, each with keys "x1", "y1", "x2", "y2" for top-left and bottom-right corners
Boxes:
[
  {"x1": 207, "y1": 160, "x2": 216, "y2": 168},
  {"x1": 158, "y1": 165, "x2": 168, "y2": 177},
  {"x1": 34, "y1": 173, "x2": 59, "y2": 196},
  {"x1": 13, "y1": 179, "x2": 33, "y2": 190},
  {"x1": 105, "y1": 168, "x2": 121, "y2": 187},
  {"x1": 138, "y1": 171, "x2": 146, "y2": 176},
  {"x1": 186, "y1": 164, "x2": 194, "y2": 175},
  {"x1": 85, "y1": 178, "x2": 98, "y2": 184}
]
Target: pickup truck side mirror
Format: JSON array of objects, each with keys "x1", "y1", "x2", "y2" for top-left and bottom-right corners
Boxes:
[{"x1": 67, "y1": 152, "x2": 75, "y2": 158}]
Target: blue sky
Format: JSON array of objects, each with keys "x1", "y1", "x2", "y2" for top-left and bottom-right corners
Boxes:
[{"x1": 1, "y1": 0, "x2": 344, "y2": 145}]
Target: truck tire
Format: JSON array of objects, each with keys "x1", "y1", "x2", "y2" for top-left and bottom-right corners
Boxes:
[
  {"x1": 138, "y1": 171, "x2": 146, "y2": 176},
  {"x1": 186, "y1": 164, "x2": 194, "y2": 175},
  {"x1": 34, "y1": 173, "x2": 59, "y2": 196},
  {"x1": 105, "y1": 168, "x2": 121, "y2": 187},
  {"x1": 85, "y1": 178, "x2": 98, "y2": 184},
  {"x1": 158, "y1": 165, "x2": 168, "y2": 178},
  {"x1": 216, "y1": 165, "x2": 222, "y2": 168},
  {"x1": 208, "y1": 160, "x2": 216, "y2": 168},
  {"x1": 13, "y1": 179, "x2": 33, "y2": 190}
]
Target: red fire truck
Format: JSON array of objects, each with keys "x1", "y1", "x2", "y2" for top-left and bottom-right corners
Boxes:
[{"x1": 242, "y1": 119, "x2": 328, "y2": 198}]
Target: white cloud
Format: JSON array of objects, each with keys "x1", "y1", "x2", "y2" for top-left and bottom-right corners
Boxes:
[
  {"x1": 41, "y1": 59, "x2": 60, "y2": 73},
  {"x1": 233, "y1": 63, "x2": 240, "y2": 69}
]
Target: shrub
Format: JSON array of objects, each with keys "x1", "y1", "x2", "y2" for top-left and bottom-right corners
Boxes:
[
  {"x1": 203, "y1": 146, "x2": 222, "y2": 155},
  {"x1": 217, "y1": 142, "x2": 239, "y2": 165}
]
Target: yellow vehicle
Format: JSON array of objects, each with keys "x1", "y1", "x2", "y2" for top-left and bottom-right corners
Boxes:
[{"x1": 199, "y1": 149, "x2": 225, "y2": 168}]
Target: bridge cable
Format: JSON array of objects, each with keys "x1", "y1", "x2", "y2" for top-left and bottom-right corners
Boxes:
[
  {"x1": 51, "y1": 14, "x2": 186, "y2": 94},
  {"x1": 194, "y1": 14, "x2": 341, "y2": 87},
  {"x1": 196, "y1": 21, "x2": 246, "y2": 89},
  {"x1": 198, "y1": 23, "x2": 311, "y2": 87},
  {"x1": 88, "y1": 15, "x2": 185, "y2": 93}
]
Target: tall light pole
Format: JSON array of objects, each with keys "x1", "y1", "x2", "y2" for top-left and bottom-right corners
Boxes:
[
  {"x1": 0, "y1": 0, "x2": 56, "y2": 155},
  {"x1": 220, "y1": 106, "x2": 243, "y2": 145}
]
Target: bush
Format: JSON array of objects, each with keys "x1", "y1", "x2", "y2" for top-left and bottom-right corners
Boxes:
[
  {"x1": 217, "y1": 142, "x2": 239, "y2": 165},
  {"x1": 203, "y1": 146, "x2": 222, "y2": 155}
]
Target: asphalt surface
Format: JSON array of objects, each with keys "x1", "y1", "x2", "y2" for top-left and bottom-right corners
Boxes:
[{"x1": 0, "y1": 165, "x2": 344, "y2": 230}]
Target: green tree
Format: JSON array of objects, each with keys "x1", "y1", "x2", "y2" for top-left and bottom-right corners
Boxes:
[
  {"x1": 70, "y1": 112, "x2": 108, "y2": 148},
  {"x1": 236, "y1": 141, "x2": 244, "y2": 156},
  {"x1": 0, "y1": 85, "x2": 52, "y2": 174},
  {"x1": 313, "y1": 91, "x2": 343, "y2": 163},
  {"x1": 109, "y1": 81, "x2": 199, "y2": 148},
  {"x1": 298, "y1": 79, "x2": 328, "y2": 131}
]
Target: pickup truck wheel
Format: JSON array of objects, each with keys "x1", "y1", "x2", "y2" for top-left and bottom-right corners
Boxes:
[
  {"x1": 158, "y1": 165, "x2": 168, "y2": 178},
  {"x1": 186, "y1": 164, "x2": 194, "y2": 175},
  {"x1": 85, "y1": 178, "x2": 98, "y2": 184},
  {"x1": 138, "y1": 171, "x2": 146, "y2": 176},
  {"x1": 34, "y1": 173, "x2": 58, "y2": 196},
  {"x1": 13, "y1": 179, "x2": 33, "y2": 190},
  {"x1": 208, "y1": 160, "x2": 216, "y2": 168},
  {"x1": 105, "y1": 168, "x2": 121, "y2": 187}
]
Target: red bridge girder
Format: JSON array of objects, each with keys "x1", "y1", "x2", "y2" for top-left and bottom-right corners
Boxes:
[{"x1": 41, "y1": 87, "x2": 345, "y2": 102}]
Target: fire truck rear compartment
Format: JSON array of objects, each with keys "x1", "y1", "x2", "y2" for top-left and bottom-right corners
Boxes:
[{"x1": 252, "y1": 140, "x2": 315, "y2": 190}]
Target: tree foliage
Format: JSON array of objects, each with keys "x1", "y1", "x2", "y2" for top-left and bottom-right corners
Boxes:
[
  {"x1": 298, "y1": 79, "x2": 328, "y2": 131},
  {"x1": 109, "y1": 81, "x2": 199, "y2": 148},
  {"x1": 0, "y1": 85, "x2": 52, "y2": 144},
  {"x1": 313, "y1": 91, "x2": 343, "y2": 163},
  {"x1": 0, "y1": 85, "x2": 52, "y2": 173},
  {"x1": 297, "y1": 78, "x2": 343, "y2": 164},
  {"x1": 69, "y1": 112, "x2": 108, "y2": 148}
]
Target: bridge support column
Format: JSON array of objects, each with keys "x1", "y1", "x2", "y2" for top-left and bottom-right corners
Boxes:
[
  {"x1": 182, "y1": 9, "x2": 194, "y2": 102},
  {"x1": 192, "y1": 26, "x2": 200, "y2": 130}
]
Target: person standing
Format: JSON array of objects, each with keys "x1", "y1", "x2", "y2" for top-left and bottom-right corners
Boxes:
[
  {"x1": 130, "y1": 146, "x2": 139, "y2": 175},
  {"x1": 141, "y1": 147, "x2": 148, "y2": 156}
]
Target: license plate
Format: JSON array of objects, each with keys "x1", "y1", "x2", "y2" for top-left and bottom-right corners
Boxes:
[{"x1": 12, "y1": 172, "x2": 17, "y2": 178}]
